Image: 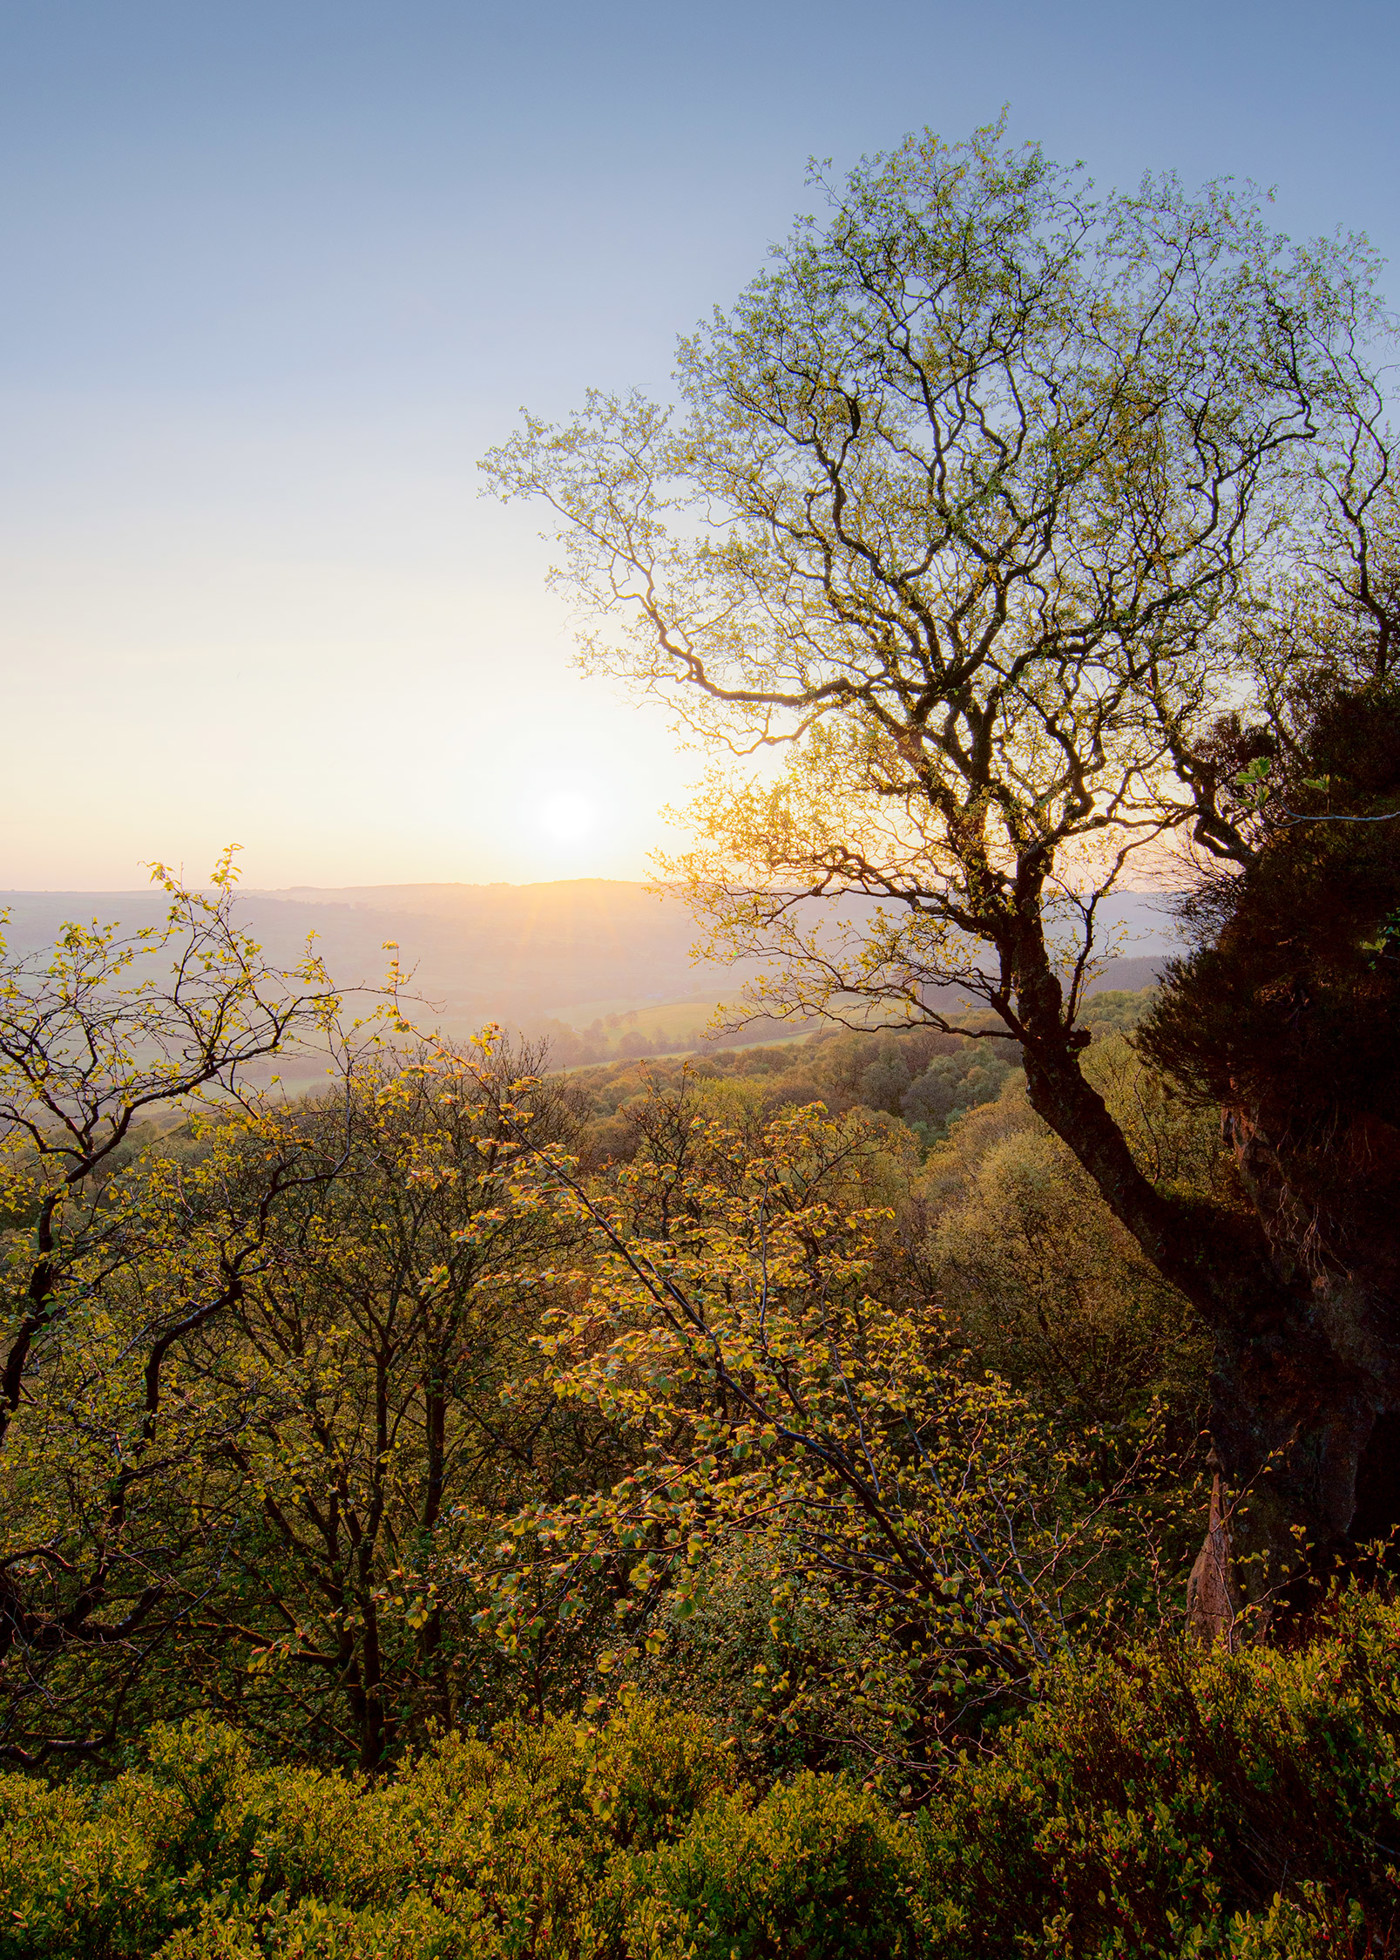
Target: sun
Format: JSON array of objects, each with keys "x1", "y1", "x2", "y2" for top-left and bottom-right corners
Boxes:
[{"x1": 537, "y1": 790, "x2": 598, "y2": 846}]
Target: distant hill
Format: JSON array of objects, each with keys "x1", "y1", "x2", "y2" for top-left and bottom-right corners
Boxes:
[
  {"x1": 0, "y1": 881, "x2": 758, "y2": 1037},
  {"x1": 249, "y1": 880, "x2": 754, "y2": 1022},
  {"x1": 0, "y1": 881, "x2": 1179, "y2": 1046}
]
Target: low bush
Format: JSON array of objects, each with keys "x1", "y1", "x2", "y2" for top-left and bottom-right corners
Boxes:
[
  {"x1": 0, "y1": 1699, "x2": 735, "y2": 1960},
  {"x1": 913, "y1": 1587, "x2": 1400, "y2": 1956},
  {"x1": 2, "y1": 1596, "x2": 1398, "y2": 1957},
  {"x1": 634, "y1": 1771, "x2": 914, "y2": 1960}
]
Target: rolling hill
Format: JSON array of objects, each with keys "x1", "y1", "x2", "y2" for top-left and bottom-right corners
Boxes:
[{"x1": 0, "y1": 879, "x2": 1177, "y2": 1054}]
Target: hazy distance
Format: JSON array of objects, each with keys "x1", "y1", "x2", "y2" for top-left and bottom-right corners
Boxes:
[{"x1": 0, "y1": 879, "x2": 1175, "y2": 1076}]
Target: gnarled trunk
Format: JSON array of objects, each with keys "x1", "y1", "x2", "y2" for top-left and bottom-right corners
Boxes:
[
  {"x1": 1199, "y1": 1102, "x2": 1400, "y2": 1622},
  {"x1": 1014, "y1": 953, "x2": 1400, "y2": 1630}
]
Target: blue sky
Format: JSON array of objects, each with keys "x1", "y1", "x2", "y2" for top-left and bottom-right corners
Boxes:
[{"x1": 1, "y1": 0, "x2": 1396, "y2": 887}]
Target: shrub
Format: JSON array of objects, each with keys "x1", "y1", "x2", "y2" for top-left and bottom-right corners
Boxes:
[
  {"x1": 912, "y1": 1588, "x2": 1400, "y2": 1956},
  {"x1": 0, "y1": 1770, "x2": 177, "y2": 1960},
  {"x1": 3, "y1": 1604, "x2": 1399, "y2": 1957},
  {"x1": 158, "y1": 1894, "x2": 459, "y2": 1960},
  {"x1": 633, "y1": 1771, "x2": 914, "y2": 1960},
  {"x1": 0, "y1": 1699, "x2": 735, "y2": 1960}
]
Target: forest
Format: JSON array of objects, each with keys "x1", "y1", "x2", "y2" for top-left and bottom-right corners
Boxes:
[{"x1": 5, "y1": 121, "x2": 1400, "y2": 1956}]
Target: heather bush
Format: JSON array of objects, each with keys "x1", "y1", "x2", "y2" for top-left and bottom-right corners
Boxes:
[{"x1": 0, "y1": 1699, "x2": 731, "y2": 1960}]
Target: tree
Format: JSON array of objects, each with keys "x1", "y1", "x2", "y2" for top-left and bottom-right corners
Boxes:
[
  {"x1": 178, "y1": 1037, "x2": 597, "y2": 1771},
  {"x1": 471, "y1": 1087, "x2": 1160, "y2": 1779},
  {"x1": 481, "y1": 121, "x2": 1398, "y2": 1614},
  {"x1": 922, "y1": 1069, "x2": 1209, "y2": 1433},
  {"x1": 1138, "y1": 676, "x2": 1400, "y2": 1582},
  {"x1": 0, "y1": 858, "x2": 342, "y2": 1764}
]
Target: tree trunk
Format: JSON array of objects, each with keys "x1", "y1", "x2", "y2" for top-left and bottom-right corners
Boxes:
[
  {"x1": 1187, "y1": 1464, "x2": 1243, "y2": 1648},
  {"x1": 1012, "y1": 947, "x2": 1400, "y2": 1628},
  {"x1": 1205, "y1": 1105, "x2": 1400, "y2": 1597}
]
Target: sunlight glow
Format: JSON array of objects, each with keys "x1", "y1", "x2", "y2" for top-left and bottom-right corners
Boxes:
[{"x1": 537, "y1": 791, "x2": 598, "y2": 846}]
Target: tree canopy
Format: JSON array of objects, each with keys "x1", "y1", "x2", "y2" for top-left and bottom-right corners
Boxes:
[
  {"x1": 483, "y1": 121, "x2": 1400, "y2": 1608},
  {"x1": 483, "y1": 121, "x2": 1391, "y2": 1014}
]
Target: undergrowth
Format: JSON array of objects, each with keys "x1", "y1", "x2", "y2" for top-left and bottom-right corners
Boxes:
[{"x1": 2, "y1": 1592, "x2": 1397, "y2": 1958}]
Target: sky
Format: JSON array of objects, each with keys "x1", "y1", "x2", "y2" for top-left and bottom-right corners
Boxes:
[{"x1": 1, "y1": 0, "x2": 1397, "y2": 891}]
